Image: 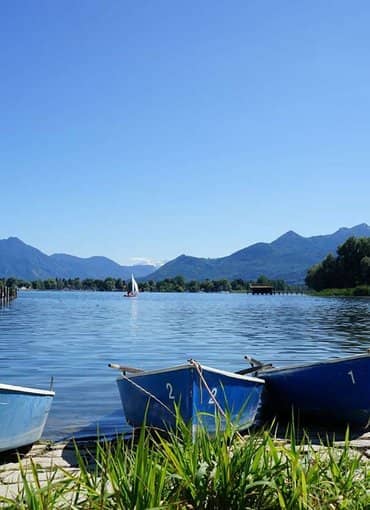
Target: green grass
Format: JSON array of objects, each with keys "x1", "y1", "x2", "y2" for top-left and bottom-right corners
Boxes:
[
  {"x1": 309, "y1": 286, "x2": 370, "y2": 297},
  {"x1": 1, "y1": 420, "x2": 369, "y2": 509}
]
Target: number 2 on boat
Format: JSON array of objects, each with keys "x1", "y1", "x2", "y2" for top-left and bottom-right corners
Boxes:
[
  {"x1": 166, "y1": 383, "x2": 175, "y2": 400},
  {"x1": 208, "y1": 387, "x2": 218, "y2": 404}
]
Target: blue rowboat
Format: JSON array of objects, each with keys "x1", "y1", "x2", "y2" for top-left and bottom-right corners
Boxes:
[
  {"x1": 247, "y1": 352, "x2": 370, "y2": 428},
  {"x1": 111, "y1": 361, "x2": 265, "y2": 433},
  {"x1": 0, "y1": 383, "x2": 54, "y2": 452}
]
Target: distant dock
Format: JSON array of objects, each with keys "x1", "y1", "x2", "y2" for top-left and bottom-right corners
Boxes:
[
  {"x1": 249, "y1": 285, "x2": 306, "y2": 295},
  {"x1": 249, "y1": 284, "x2": 274, "y2": 295},
  {"x1": 0, "y1": 286, "x2": 17, "y2": 305}
]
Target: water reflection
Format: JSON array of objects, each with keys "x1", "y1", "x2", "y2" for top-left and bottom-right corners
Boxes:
[{"x1": 0, "y1": 291, "x2": 369, "y2": 440}]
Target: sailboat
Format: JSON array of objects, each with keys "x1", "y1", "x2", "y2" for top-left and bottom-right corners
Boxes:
[{"x1": 124, "y1": 274, "x2": 139, "y2": 297}]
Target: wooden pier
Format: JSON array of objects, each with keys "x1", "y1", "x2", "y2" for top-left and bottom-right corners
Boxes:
[
  {"x1": 250, "y1": 284, "x2": 274, "y2": 295},
  {"x1": 0, "y1": 286, "x2": 17, "y2": 305}
]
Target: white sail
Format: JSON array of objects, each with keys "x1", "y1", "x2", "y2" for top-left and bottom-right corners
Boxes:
[
  {"x1": 124, "y1": 274, "x2": 139, "y2": 297},
  {"x1": 131, "y1": 274, "x2": 139, "y2": 295}
]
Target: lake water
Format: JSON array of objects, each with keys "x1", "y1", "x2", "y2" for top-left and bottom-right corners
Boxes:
[{"x1": 1, "y1": 291, "x2": 370, "y2": 441}]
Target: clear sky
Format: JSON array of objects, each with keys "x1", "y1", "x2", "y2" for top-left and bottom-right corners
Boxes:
[{"x1": 1, "y1": 1, "x2": 369, "y2": 266}]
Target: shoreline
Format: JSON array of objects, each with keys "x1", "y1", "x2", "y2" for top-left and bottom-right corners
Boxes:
[{"x1": 1, "y1": 427, "x2": 370, "y2": 500}]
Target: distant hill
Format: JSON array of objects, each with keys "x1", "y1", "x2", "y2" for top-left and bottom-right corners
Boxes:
[
  {"x1": 0, "y1": 237, "x2": 155, "y2": 280},
  {"x1": 2, "y1": 224, "x2": 370, "y2": 284},
  {"x1": 146, "y1": 223, "x2": 370, "y2": 284}
]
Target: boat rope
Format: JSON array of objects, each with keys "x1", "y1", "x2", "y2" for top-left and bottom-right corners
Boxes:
[
  {"x1": 119, "y1": 372, "x2": 176, "y2": 417},
  {"x1": 188, "y1": 359, "x2": 245, "y2": 440},
  {"x1": 187, "y1": 359, "x2": 227, "y2": 418}
]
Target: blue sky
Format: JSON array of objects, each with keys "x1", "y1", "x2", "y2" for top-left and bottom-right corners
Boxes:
[{"x1": 1, "y1": 1, "x2": 369, "y2": 266}]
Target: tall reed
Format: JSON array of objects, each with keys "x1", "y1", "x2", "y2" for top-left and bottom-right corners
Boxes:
[{"x1": 1, "y1": 417, "x2": 369, "y2": 509}]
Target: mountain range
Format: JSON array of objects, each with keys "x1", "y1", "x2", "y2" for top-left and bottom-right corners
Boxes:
[
  {"x1": 0, "y1": 237, "x2": 156, "y2": 281},
  {"x1": 1, "y1": 223, "x2": 370, "y2": 283},
  {"x1": 145, "y1": 223, "x2": 370, "y2": 284}
]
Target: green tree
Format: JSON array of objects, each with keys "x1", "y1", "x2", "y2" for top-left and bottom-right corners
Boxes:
[
  {"x1": 360, "y1": 256, "x2": 370, "y2": 284},
  {"x1": 56, "y1": 278, "x2": 64, "y2": 290},
  {"x1": 231, "y1": 279, "x2": 245, "y2": 291},
  {"x1": 337, "y1": 237, "x2": 370, "y2": 287},
  {"x1": 82, "y1": 279, "x2": 96, "y2": 290},
  {"x1": 104, "y1": 278, "x2": 115, "y2": 291},
  {"x1": 187, "y1": 280, "x2": 200, "y2": 292},
  {"x1": 213, "y1": 279, "x2": 231, "y2": 292},
  {"x1": 32, "y1": 280, "x2": 45, "y2": 290},
  {"x1": 256, "y1": 275, "x2": 271, "y2": 285},
  {"x1": 306, "y1": 236, "x2": 370, "y2": 290},
  {"x1": 173, "y1": 275, "x2": 185, "y2": 292},
  {"x1": 44, "y1": 279, "x2": 57, "y2": 290},
  {"x1": 273, "y1": 280, "x2": 286, "y2": 291},
  {"x1": 6, "y1": 277, "x2": 17, "y2": 288},
  {"x1": 201, "y1": 280, "x2": 215, "y2": 292},
  {"x1": 72, "y1": 278, "x2": 82, "y2": 290},
  {"x1": 115, "y1": 278, "x2": 124, "y2": 291}
]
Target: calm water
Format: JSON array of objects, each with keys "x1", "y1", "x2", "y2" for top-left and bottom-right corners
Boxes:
[{"x1": 1, "y1": 291, "x2": 370, "y2": 440}]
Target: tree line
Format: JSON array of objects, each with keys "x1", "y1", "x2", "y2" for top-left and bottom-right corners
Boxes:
[
  {"x1": 305, "y1": 236, "x2": 370, "y2": 293},
  {"x1": 6, "y1": 234, "x2": 369, "y2": 295},
  {"x1": 1, "y1": 275, "x2": 299, "y2": 293}
]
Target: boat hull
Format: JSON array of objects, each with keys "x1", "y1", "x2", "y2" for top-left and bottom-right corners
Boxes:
[
  {"x1": 117, "y1": 364, "x2": 264, "y2": 433},
  {"x1": 0, "y1": 384, "x2": 54, "y2": 452},
  {"x1": 259, "y1": 354, "x2": 370, "y2": 427}
]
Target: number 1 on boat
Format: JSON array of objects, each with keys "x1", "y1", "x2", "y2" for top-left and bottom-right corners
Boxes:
[{"x1": 348, "y1": 370, "x2": 356, "y2": 384}]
